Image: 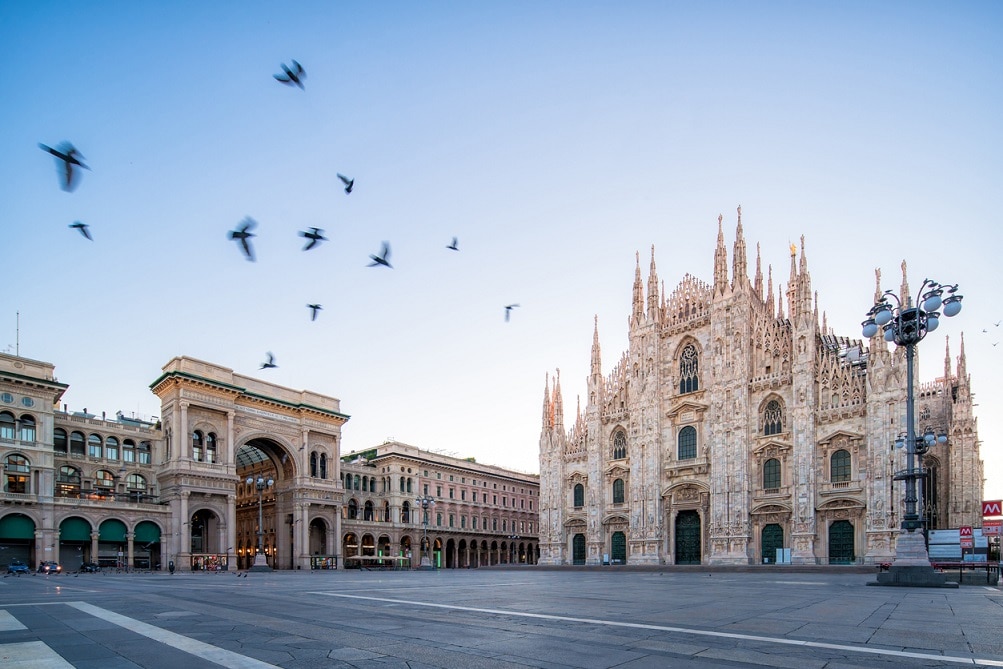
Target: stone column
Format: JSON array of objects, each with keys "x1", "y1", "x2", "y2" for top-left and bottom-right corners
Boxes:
[
  {"x1": 226, "y1": 411, "x2": 235, "y2": 464},
  {"x1": 179, "y1": 401, "x2": 189, "y2": 461},
  {"x1": 90, "y1": 531, "x2": 99, "y2": 564},
  {"x1": 226, "y1": 494, "x2": 237, "y2": 569},
  {"x1": 333, "y1": 506, "x2": 342, "y2": 569}
]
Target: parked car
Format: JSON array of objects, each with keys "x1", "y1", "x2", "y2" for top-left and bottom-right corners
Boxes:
[
  {"x1": 6, "y1": 560, "x2": 29, "y2": 575},
  {"x1": 37, "y1": 561, "x2": 62, "y2": 574},
  {"x1": 79, "y1": 562, "x2": 101, "y2": 573}
]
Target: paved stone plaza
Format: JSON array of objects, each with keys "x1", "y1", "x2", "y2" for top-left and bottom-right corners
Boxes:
[{"x1": 1, "y1": 567, "x2": 1001, "y2": 668}]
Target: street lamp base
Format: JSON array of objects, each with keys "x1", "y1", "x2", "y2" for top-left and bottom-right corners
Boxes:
[
  {"x1": 417, "y1": 556, "x2": 435, "y2": 570},
  {"x1": 248, "y1": 552, "x2": 272, "y2": 572},
  {"x1": 868, "y1": 529, "x2": 957, "y2": 588}
]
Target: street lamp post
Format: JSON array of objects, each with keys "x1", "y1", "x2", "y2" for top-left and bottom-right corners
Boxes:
[
  {"x1": 246, "y1": 475, "x2": 274, "y2": 572},
  {"x1": 862, "y1": 277, "x2": 962, "y2": 588},
  {"x1": 414, "y1": 494, "x2": 435, "y2": 569}
]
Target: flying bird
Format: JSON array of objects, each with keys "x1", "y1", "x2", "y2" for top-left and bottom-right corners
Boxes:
[
  {"x1": 505, "y1": 304, "x2": 520, "y2": 322},
  {"x1": 447, "y1": 237, "x2": 459, "y2": 251},
  {"x1": 368, "y1": 241, "x2": 392, "y2": 268},
  {"x1": 260, "y1": 352, "x2": 277, "y2": 370},
  {"x1": 228, "y1": 217, "x2": 257, "y2": 261},
  {"x1": 69, "y1": 221, "x2": 92, "y2": 241},
  {"x1": 299, "y1": 227, "x2": 327, "y2": 251},
  {"x1": 274, "y1": 60, "x2": 305, "y2": 88},
  {"x1": 337, "y1": 173, "x2": 354, "y2": 194},
  {"x1": 307, "y1": 304, "x2": 322, "y2": 321},
  {"x1": 39, "y1": 141, "x2": 90, "y2": 191}
]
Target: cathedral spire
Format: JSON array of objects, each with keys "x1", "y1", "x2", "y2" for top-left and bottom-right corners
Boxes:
[
  {"x1": 766, "y1": 264, "x2": 775, "y2": 317},
  {"x1": 632, "y1": 251, "x2": 644, "y2": 325},
  {"x1": 754, "y1": 242, "x2": 763, "y2": 300},
  {"x1": 542, "y1": 372, "x2": 553, "y2": 429},
  {"x1": 591, "y1": 315, "x2": 602, "y2": 379},
  {"x1": 958, "y1": 332, "x2": 967, "y2": 381},
  {"x1": 786, "y1": 241, "x2": 797, "y2": 319},
  {"x1": 647, "y1": 245, "x2": 660, "y2": 320},
  {"x1": 869, "y1": 268, "x2": 887, "y2": 348},
  {"x1": 944, "y1": 335, "x2": 952, "y2": 380},
  {"x1": 797, "y1": 236, "x2": 812, "y2": 319},
  {"x1": 777, "y1": 282, "x2": 785, "y2": 320},
  {"x1": 553, "y1": 368, "x2": 564, "y2": 431},
  {"x1": 732, "y1": 205, "x2": 748, "y2": 291},
  {"x1": 900, "y1": 260, "x2": 911, "y2": 308},
  {"x1": 714, "y1": 214, "x2": 728, "y2": 295}
]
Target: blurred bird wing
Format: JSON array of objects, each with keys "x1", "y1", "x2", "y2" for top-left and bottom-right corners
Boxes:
[
  {"x1": 337, "y1": 173, "x2": 350, "y2": 185},
  {"x1": 291, "y1": 60, "x2": 304, "y2": 77}
]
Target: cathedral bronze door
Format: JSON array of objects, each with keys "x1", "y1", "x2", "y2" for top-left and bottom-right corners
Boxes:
[
  {"x1": 611, "y1": 531, "x2": 626, "y2": 564},
  {"x1": 572, "y1": 533, "x2": 586, "y2": 565},
  {"x1": 761, "y1": 523, "x2": 783, "y2": 564},
  {"x1": 828, "y1": 520, "x2": 855, "y2": 564},
  {"x1": 675, "y1": 511, "x2": 701, "y2": 564}
]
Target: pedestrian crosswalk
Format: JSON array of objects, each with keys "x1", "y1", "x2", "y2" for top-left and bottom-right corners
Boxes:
[{"x1": 2, "y1": 640, "x2": 74, "y2": 668}]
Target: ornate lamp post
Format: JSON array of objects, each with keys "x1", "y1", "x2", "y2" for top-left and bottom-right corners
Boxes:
[
  {"x1": 863, "y1": 277, "x2": 962, "y2": 588},
  {"x1": 246, "y1": 475, "x2": 274, "y2": 572},
  {"x1": 414, "y1": 494, "x2": 435, "y2": 569},
  {"x1": 508, "y1": 534, "x2": 521, "y2": 564}
]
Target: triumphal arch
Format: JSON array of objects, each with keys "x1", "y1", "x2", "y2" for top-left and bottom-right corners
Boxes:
[{"x1": 151, "y1": 356, "x2": 347, "y2": 571}]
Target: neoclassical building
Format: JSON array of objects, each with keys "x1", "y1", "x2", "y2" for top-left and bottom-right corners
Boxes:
[
  {"x1": 0, "y1": 353, "x2": 537, "y2": 571},
  {"x1": 538, "y1": 208, "x2": 983, "y2": 566}
]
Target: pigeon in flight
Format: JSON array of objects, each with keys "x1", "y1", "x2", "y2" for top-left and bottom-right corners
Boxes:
[
  {"x1": 274, "y1": 60, "x2": 305, "y2": 89},
  {"x1": 307, "y1": 304, "x2": 322, "y2": 321},
  {"x1": 69, "y1": 221, "x2": 92, "y2": 241},
  {"x1": 260, "y1": 352, "x2": 277, "y2": 370},
  {"x1": 447, "y1": 237, "x2": 459, "y2": 251},
  {"x1": 229, "y1": 217, "x2": 257, "y2": 261},
  {"x1": 337, "y1": 173, "x2": 354, "y2": 194},
  {"x1": 299, "y1": 227, "x2": 327, "y2": 251},
  {"x1": 39, "y1": 142, "x2": 90, "y2": 192},
  {"x1": 368, "y1": 241, "x2": 392, "y2": 268},
  {"x1": 505, "y1": 304, "x2": 520, "y2": 322}
]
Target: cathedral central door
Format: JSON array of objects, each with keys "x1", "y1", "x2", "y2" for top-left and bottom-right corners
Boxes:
[
  {"x1": 828, "y1": 520, "x2": 855, "y2": 564},
  {"x1": 761, "y1": 523, "x2": 784, "y2": 564},
  {"x1": 572, "y1": 533, "x2": 586, "y2": 565},
  {"x1": 610, "y1": 531, "x2": 626, "y2": 564},
  {"x1": 675, "y1": 511, "x2": 701, "y2": 565}
]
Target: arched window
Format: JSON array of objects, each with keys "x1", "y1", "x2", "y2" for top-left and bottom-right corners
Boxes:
[
  {"x1": 320, "y1": 453, "x2": 327, "y2": 479},
  {"x1": 371, "y1": 478, "x2": 377, "y2": 493},
  {"x1": 400, "y1": 476, "x2": 405, "y2": 493},
  {"x1": 612, "y1": 478, "x2": 625, "y2": 504},
  {"x1": 401, "y1": 501, "x2": 411, "y2": 523},
  {"x1": 677, "y1": 426, "x2": 697, "y2": 460},
  {"x1": 54, "y1": 428, "x2": 68, "y2": 454},
  {"x1": 70, "y1": 431, "x2": 85, "y2": 456},
  {"x1": 138, "y1": 441, "x2": 151, "y2": 464},
  {"x1": 18, "y1": 415, "x2": 35, "y2": 443},
  {"x1": 127, "y1": 474, "x2": 147, "y2": 501},
  {"x1": 364, "y1": 501, "x2": 374, "y2": 521},
  {"x1": 573, "y1": 483, "x2": 584, "y2": 508},
  {"x1": 88, "y1": 434, "x2": 103, "y2": 458},
  {"x1": 56, "y1": 465, "x2": 80, "y2": 497},
  {"x1": 354, "y1": 475, "x2": 360, "y2": 490},
  {"x1": 384, "y1": 501, "x2": 391, "y2": 522},
  {"x1": 205, "y1": 433, "x2": 217, "y2": 463},
  {"x1": 122, "y1": 439, "x2": 135, "y2": 463},
  {"x1": 0, "y1": 412, "x2": 14, "y2": 440},
  {"x1": 362, "y1": 476, "x2": 369, "y2": 491},
  {"x1": 104, "y1": 436, "x2": 119, "y2": 461},
  {"x1": 310, "y1": 452, "x2": 318, "y2": 477},
  {"x1": 347, "y1": 499, "x2": 358, "y2": 519},
  {"x1": 763, "y1": 458, "x2": 781, "y2": 490},
  {"x1": 763, "y1": 400, "x2": 784, "y2": 436},
  {"x1": 830, "y1": 450, "x2": 851, "y2": 483},
  {"x1": 679, "y1": 343, "x2": 699, "y2": 394},
  {"x1": 406, "y1": 478, "x2": 412, "y2": 493},
  {"x1": 611, "y1": 430, "x2": 627, "y2": 460},
  {"x1": 95, "y1": 470, "x2": 115, "y2": 492},
  {"x1": 192, "y1": 430, "x2": 204, "y2": 461},
  {"x1": 4, "y1": 454, "x2": 29, "y2": 493}
]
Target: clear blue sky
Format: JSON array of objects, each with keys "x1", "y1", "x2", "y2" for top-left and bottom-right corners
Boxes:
[{"x1": 2, "y1": 2, "x2": 1001, "y2": 497}]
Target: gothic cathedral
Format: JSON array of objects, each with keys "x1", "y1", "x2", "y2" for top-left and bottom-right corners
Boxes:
[{"x1": 538, "y1": 208, "x2": 983, "y2": 566}]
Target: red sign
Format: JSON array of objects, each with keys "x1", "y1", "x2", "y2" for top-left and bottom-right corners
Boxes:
[
  {"x1": 960, "y1": 525, "x2": 974, "y2": 548},
  {"x1": 983, "y1": 500, "x2": 1003, "y2": 517},
  {"x1": 983, "y1": 519, "x2": 1002, "y2": 537}
]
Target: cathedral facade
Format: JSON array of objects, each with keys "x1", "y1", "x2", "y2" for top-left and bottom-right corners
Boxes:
[{"x1": 538, "y1": 208, "x2": 983, "y2": 566}]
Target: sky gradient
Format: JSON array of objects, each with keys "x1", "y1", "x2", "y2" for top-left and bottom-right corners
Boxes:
[{"x1": 2, "y1": 2, "x2": 1001, "y2": 498}]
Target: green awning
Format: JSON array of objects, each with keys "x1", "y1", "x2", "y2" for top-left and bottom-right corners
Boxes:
[
  {"x1": 0, "y1": 513, "x2": 35, "y2": 540},
  {"x1": 133, "y1": 521, "x2": 161, "y2": 544},
  {"x1": 98, "y1": 519, "x2": 128, "y2": 542},
  {"x1": 59, "y1": 517, "x2": 92, "y2": 541}
]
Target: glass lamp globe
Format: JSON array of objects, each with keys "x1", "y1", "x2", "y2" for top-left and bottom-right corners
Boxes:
[{"x1": 874, "y1": 307, "x2": 893, "y2": 326}]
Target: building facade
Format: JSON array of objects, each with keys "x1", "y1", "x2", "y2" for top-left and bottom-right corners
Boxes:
[
  {"x1": 0, "y1": 353, "x2": 537, "y2": 571},
  {"x1": 538, "y1": 209, "x2": 983, "y2": 566}
]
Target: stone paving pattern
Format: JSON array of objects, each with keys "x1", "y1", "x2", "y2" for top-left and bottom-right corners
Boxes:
[{"x1": 0, "y1": 567, "x2": 1001, "y2": 668}]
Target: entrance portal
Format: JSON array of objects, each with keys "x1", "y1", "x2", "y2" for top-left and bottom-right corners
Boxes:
[{"x1": 675, "y1": 510, "x2": 701, "y2": 564}]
